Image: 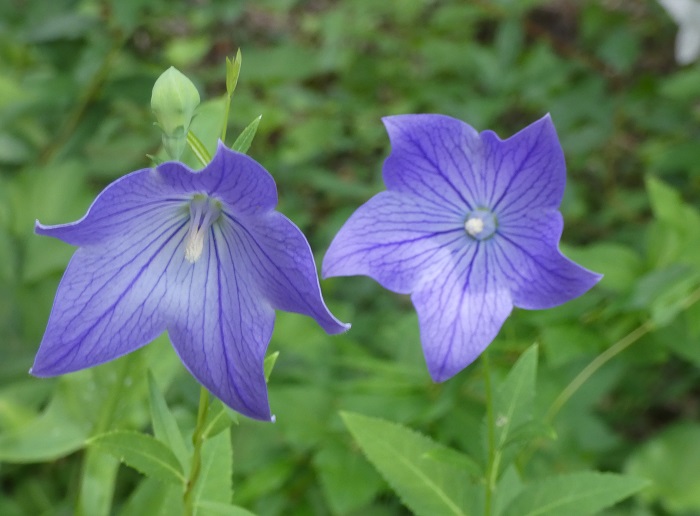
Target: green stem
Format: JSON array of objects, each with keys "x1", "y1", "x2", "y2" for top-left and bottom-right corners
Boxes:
[
  {"x1": 183, "y1": 386, "x2": 210, "y2": 516},
  {"x1": 186, "y1": 131, "x2": 212, "y2": 167},
  {"x1": 546, "y1": 284, "x2": 700, "y2": 422},
  {"x1": 220, "y1": 93, "x2": 232, "y2": 143},
  {"x1": 483, "y1": 352, "x2": 496, "y2": 516}
]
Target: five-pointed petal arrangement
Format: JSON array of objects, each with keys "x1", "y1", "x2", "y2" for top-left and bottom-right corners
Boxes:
[
  {"x1": 658, "y1": 0, "x2": 700, "y2": 64},
  {"x1": 323, "y1": 114, "x2": 601, "y2": 382},
  {"x1": 32, "y1": 142, "x2": 348, "y2": 421}
]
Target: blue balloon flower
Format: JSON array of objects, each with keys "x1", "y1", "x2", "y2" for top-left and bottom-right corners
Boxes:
[
  {"x1": 323, "y1": 114, "x2": 601, "y2": 382},
  {"x1": 32, "y1": 143, "x2": 349, "y2": 421}
]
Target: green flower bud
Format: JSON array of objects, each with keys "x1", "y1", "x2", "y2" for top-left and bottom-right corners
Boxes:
[{"x1": 151, "y1": 66, "x2": 200, "y2": 160}]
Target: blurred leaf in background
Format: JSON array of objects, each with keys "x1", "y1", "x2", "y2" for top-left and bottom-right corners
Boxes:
[{"x1": 2, "y1": 0, "x2": 700, "y2": 514}]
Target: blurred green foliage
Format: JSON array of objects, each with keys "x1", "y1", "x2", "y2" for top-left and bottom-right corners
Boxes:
[{"x1": 2, "y1": 0, "x2": 700, "y2": 514}]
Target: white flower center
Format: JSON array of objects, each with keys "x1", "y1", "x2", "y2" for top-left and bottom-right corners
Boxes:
[
  {"x1": 464, "y1": 217, "x2": 485, "y2": 236},
  {"x1": 184, "y1": 196, "x2": 221, "y2": 263},
  {"x1": 464, "y1": 208, "x2": 497, "y2": 240}
]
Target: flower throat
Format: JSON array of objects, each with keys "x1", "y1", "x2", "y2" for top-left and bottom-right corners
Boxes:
[{"x1": 184, "y1": 195, "x2": 221, "y2": 263}]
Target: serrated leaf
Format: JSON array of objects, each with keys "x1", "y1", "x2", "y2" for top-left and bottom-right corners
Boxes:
[
  {"x1": 421, "y1": 446, "x2": 482, "y2": 477},
  {"x1": 493, "y1": 344, "x2": 538, "y2": 450},
  {"x1": 342, "y1": 411, "x2": 472, "y2": 516},
  {"x1": 89, "y1": 431, "x2": 185, "y2": 486},
  {"x1": 148, "y1": 371, "x2": 190, "y2": 472},
  {"x1": 231, "y1": 115, "x2": 261, "y2": 154},
  {"x1": 502, "y1": 471, "x2": 648, "y2": 516}
]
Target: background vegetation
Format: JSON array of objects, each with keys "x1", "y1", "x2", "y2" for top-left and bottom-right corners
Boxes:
[{"x1": 2, "y1": 0, "x2": 700, "y2": 514}]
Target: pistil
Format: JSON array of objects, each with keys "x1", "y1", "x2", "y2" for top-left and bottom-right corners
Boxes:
[{"x1": 184, "y1": 196, "x2": 221, "y2": 263}]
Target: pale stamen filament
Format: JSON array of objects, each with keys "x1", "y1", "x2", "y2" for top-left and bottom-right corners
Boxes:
[{"x1": 184, "y1": 197, "x2": 220, "y2": 263}]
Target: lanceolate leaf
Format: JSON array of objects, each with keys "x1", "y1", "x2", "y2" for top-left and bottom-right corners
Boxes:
[
  {"x1": 341, "y1": 411, "x2": 473, "y2": 516},
  {"x1": 89, "y1": 431, "x2": 185, "y2": 486},
  {"x1": 493, "y1": 344, "x2": 538, "y2": 450},
  {"x1": 193, "y1": 429, "x2": 233, "y2": 511},
  {"x1": 148, "y1": 371, "x2": 190, "y2": 472},
  {"x1": 232, "y1": 115, "x2": 262, "y2": 154},
  {"x1": 502, "y1": 471, "x2": 649, "y2": 516}
]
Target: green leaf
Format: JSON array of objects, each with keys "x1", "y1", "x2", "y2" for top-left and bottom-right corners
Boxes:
[
  {"x1": 493, "y1": 344, "x2": 538, "y2": 451},
  {"x1": 341, "y1": 411, "x2": 472, "y2": 516},
  {"x1": 502, "y1": 420, "x2": 556, "y2": 448},
  {"x1": 89, "y1": 431, "x2": 185, "y2": 486},
  {"x1": 77, "y1": 447, "x2": 119, "y2": 516},
  {"x1": 563, "y1": 242, "x2": 642, "y2": 292},
  {"x1": 264, "y1": 351, "x2": 279, "y2": 382},
  {"x1": 148, "y1": 371, "x2": 190, "y2": 472},
  {"x1": 231, "y1": 115, "x2": 262, "y2": 154},
  {"x1": 195, "y1": 501, "x2": 256, "y2": 516},
  {"x1": 226, "y1": 49, "x2": 242, "y2": 97},
  {"x1": 193, "y1": 429, "x2": 233, "y2": 511},
  {"x1": 646, "y1": 176, "x2": 686, "y2": 228},
  {"x1": 313, "y1": 439, "x2": 383, "y2": 514},
  {"x1": 0, "y1": 376, "x2": 92, "y2": 462},
  {"x1": 626, "y1": 423, "x2": 700, "y2": 513},
  {"x1": 421, "y1": 446, "x2": 482, "y2": 477},
  {"x1": 201, "y1": 399, "x2": 236, "y2": 440},
  {"x1": 118, "y1": 478, "x2": 182, "y2": 516},
  {"x1": 186, "y1": 130, "x2": 212, "y2": 167},
  {"x1": 502, "y1": 471, "x2": 648, "y2": 516}
]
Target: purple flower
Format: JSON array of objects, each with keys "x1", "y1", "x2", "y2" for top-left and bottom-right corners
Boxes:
[
  {"x1": 323, "y1": 114, "x2": 601, "y2": 382},
  {"x1": 32, "y1": 143, "x2": 348, "y2": 421}
]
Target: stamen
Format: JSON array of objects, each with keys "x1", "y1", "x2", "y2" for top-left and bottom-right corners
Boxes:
[
  {"x1": 465, "y1": 217, "x2": 485, "y2": 236},
  {"x1": 184, "y1": 196, "x2": 221, "y2": 263},
  {"x1": 464, "y1": 208, "x2": 497, "y2": 241}
]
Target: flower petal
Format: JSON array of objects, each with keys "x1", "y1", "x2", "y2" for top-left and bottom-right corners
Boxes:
[
  {"x1": 167, "y1": 221, "x2": 276, "y2": 421},
  {"x1": 411, "y1": 244, "x2": 512, "y2": 382},
  {"x1": 482, "y1": 114, "x2": 565, "y2": 218},
  {"x1": 31, "y1": 205, "x2": 187, "y2": 375},
  {"x1": 157, "y1": 142, "x2": 278, "y2": 217},
  {"x1": 382, "y1": 114, "x2": 483, "y2": 214},
  {"x1": 37, "y1": 144, "x2": 277, "y2": 248},
  {"x1": 676, "y1": 25, "x2": 700, "y2": 64},
  {"x1": 35, "y1": 168, "x2": 189, "y2": 247},
  {"x1": 322, "y1": 191, "x2": 465, "y2": 294},
  {"x1": 659, "y1": 0, "x2": 699, "y2": 24},
  {"x1": 495, "y1": 209, "x2": 602, "y2": 310},
  {"x1": 223, "y1": 211, "x2": 349, "y2": 335}
]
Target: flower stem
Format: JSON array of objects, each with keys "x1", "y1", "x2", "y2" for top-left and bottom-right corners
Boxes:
[
  {"x1": 183, "y1": 386, "x2": 210, "y2": 516},
  {"x1": 546, "y1": 284, "x2": 700, "y2": 422},
  {"x1": 483, "y1": 352, "x2": 496, "y2": 516},
  {"x1": 220, "y1": 93, "x2": 232, "y2": 143},
  {"x1": 186, "y1": 131, "x2": 212, "y2": 167}
]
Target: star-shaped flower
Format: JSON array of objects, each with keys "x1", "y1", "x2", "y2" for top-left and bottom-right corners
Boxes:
[
  {"x1": 659, "y1": 0, "x2": 700, "y2": 64},
  {"x1": 32, "y1": 143, "x2": 348, "y2": 421},
  {"x1": 323, "y1": 114, "x2": 601, "y2": 382}
]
